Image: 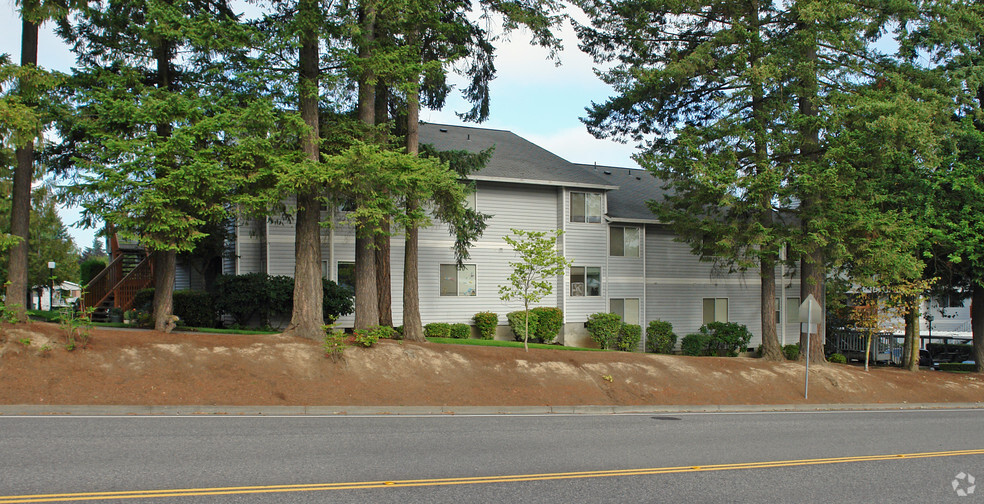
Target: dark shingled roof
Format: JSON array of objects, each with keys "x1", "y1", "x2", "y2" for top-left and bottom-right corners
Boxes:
[
  {"x1": 574, "y1": 164, "x2": 670, "y2": 222},
  {"x1": 419, "y1": 123, "x2": 617, "y2": 189}
]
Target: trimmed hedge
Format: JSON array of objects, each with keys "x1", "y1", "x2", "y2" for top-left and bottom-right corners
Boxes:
[
  {"x1": 507, "y1": 310, "x2": 539, "y2": 342},
  {"x1": 704, "y1": 322, "x2": 752, "y2": 356},
  {"x1": 617, "y1": 323, "x2": 642, "y2": 352},
  {"x1": 424, "y1": 322, "x2": 452, "y2": 338},
  {"x1": 172, "y1": 290, "x2": 216, "y2": 328},
  {"x1": 473, "y1": 312, "x2": 498, "y2": 340},
  {"x1": 939, "y1": 362, "x2": 976, "y2": 372},
  {"x1": 681, "y1": 332, "x2": 710, "y2": 356},
  {"x1": 79, "y1": 257, "x2": 108, "y2": 287},
  {"x1": 586, "y1": 312, "x2": 622, "y2": 350},
  {"x1": 212, "y1": 273, "x2": 354, "y2": 328},
  {"x1": 646, "y1": 320, "x2": 677, "y2": 354},
  {"x1": 353, "y1": 325, "x2": 391, "y2": 347},
  {"x1": 828, "y1": 353, "x2": 847, "y2": 364},
  {"x1": 530, "y1": 307, "x2": 563, "y2": 344},
  {"x1": 449, "y1": 323, "x2": 471, "y2": 339}
]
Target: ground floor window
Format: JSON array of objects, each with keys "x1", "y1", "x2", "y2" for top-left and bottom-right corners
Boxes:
[
  {"x1": 440, "y1": 264, "x2": 476, "y2": 296},
  {"x1": 570, "y1": 266, "x2": 601, "y2": 296},
  {"x1": 611, "y1": 298, "x2": 640, "y2": 325},
  {"x1": 337, "y1": 262, "x2": 355, "y2": 292},
  {"x1": 702, "y1": 298, "x2": 728, "y2": 325}
]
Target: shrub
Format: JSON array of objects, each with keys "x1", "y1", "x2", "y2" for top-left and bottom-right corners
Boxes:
[
  {"x1": 507, "y1": 310, "x2": 539, "y2": 342},
  {"x1": 473, "y1": 312, "x2": 498, "y2": 340},
  {"x1": 530, "y1": 307, "x2": 563, "y2": 344},
  {"x1": 703, "y1": 322, "x2": 753, "y2": 356},
  {"x1": 617, "y1": 323, "x2": 642, "y2": 352},
  {"x1": 353, "y1": 325, "x2": 389, "y2": 347},
  {"x1": 585, "y1": 312, "x2": 622, "y2": 350},
  {"x1": 172, "y1": 290, "x2": 216, "y2": 328},
  {"x1": 213, "y1": 273, "x2": 354, "y2": 328},
  {"x1": 322, "y1": 278, "x2": 355, "y2": 321},
  {"x1": 424, "y1": 322, "x2": 452, "y2": 338},
  {"x1": 132, "y1": 288, "x2": 155, "y2": 313},
  {"x1": 783, "y1": 343, "x2": 801, "y2": 361},
  {"x1": 646, "y1": 320, "x2": 677, "y2": 354},
  {"x1": 79, "y1": 257, "x2": 108, "y2": 287},
  {"x1": 681, "y1": 332, "x2": 711, "y2": 356},
  {"x1": 829, "y1": 353, "x2": 847, "y2": 364},
  {"x1": 323, "y1": 327, "x2": 347, "y2": 361},
  {"x1": 449, "y1": 323, "x2": 471, "y2": 339}
]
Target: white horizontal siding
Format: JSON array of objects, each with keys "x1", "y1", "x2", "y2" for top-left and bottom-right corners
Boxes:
[{"x1": 564, "y1": 188, "x2": 608, "y2": 323}]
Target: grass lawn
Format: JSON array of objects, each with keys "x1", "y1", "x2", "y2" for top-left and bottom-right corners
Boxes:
[{"x1": 425, "y1": 337, "x2": 603, "y2": 352}]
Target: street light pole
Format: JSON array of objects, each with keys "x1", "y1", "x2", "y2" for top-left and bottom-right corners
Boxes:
[{"x1": 47, "y1": 261, "x2": 56, "y2": 311}]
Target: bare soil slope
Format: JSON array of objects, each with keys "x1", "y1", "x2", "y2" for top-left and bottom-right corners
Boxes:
[{"x1": 1, "y1": 322, "x2": 982, "y2": 407}]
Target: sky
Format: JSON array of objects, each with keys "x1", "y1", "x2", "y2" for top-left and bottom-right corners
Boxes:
[{"x1": 0, "y1": 5, "x2": 640, "y2": 250}]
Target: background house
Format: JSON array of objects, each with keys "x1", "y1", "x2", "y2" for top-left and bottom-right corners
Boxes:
[{"x1": 213, "y1": 122, "x2": 804, "y2": 349}]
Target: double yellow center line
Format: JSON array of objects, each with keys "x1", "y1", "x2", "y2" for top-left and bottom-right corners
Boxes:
[{"x1": 3, "y1": 448, "x2": 982, "y2": 503}]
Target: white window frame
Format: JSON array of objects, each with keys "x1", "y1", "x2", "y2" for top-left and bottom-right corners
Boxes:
[
  {"x1": 440, "y1": 264, "x2": 477, "y2": 296},
  {"x1": 702, "y1": 298, "x2": 729, "y2": 325},
  {"x1": 570, "y1": 192, "x2": 603, "y2": 223},
  {"x1": 610, "y1": 226, "x2": 641, "y2": 257}
]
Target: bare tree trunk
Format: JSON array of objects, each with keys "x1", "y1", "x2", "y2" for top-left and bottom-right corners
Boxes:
[
  {"x1": 401, "y1": 80, "x2": 423, "y2": 341},
  {"x1": 353, "y1": 0, "x2": 378, "y2": 330},
  {"x1": 973, "y1": 282, "x2": 984, "y2": 373},
  {"x1": 374, "y1": 85, "x2": 392, "y2": 327},
  {"x1": 283, "y1": 0, "x2": 324, "y2": 340},
  {"x1": 4, "y1": 18, "x2": 40, "y2": 322},
  {"x1": 796, "y1": 5, "x2": 826, "y2": 365},
  {"x1": 906, "y1": 305, "x2": 920, "y2": 371},
  {"x1": 760, "y1": 255, "x2": 783, "y2": 360},
  {"x1": 152, "y1": 250, "x2": 176, "y2": 332}
]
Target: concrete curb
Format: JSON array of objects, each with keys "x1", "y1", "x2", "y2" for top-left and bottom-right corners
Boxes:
[{"x1": 0, "y1": 402, "x2": 981, "y2": 416}]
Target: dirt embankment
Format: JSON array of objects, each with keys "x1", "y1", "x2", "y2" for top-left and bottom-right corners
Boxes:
[{"x1": 1, "y1": 322, "x2": 982, "y2": 407}]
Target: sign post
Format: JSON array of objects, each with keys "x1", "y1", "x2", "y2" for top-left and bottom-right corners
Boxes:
[{"x1": 799, "y1": 294, "x2": 822, "y2": 399}]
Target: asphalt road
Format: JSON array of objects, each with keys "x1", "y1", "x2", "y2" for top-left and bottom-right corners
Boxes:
[{"x1": 1, "y1": 409, "x2": 982, "y2": 503}]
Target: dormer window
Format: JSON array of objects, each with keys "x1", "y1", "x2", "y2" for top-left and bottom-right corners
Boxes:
[{"x1": 571, "y1": 192, "x2": 602, "y2": 223}]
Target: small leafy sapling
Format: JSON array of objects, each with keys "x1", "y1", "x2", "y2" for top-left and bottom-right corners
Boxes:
[{"x1": 498, "y1": 229, "x2": 571, "y2": 351}]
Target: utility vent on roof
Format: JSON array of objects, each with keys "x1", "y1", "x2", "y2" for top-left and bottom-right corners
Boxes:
[
  {"x1": 603, "y1": 170, "x2": 612, "y2": 175},
  {"x1": 439, "y1": 128, "x2": 448, "y2": 133}
]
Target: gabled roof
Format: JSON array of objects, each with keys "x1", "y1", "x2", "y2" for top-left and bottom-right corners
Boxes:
[
  {"x1": 574, "y1": 164, "x2": 669, "y2": 223},
  {"x1": 419, "y1": 123, "x2": 617, "y2": 190}
]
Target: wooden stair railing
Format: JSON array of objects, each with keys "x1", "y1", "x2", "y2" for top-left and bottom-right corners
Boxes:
[{"x1": 81, "y1": 224, "x2": 156, "y2": 317}]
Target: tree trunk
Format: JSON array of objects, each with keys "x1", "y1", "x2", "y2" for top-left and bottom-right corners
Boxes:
[
  {"x1": 4, "y1": 18, "x2": 40, "y2": 322},
  {"x1": 374, "y1": 85, "x2": 392, "y2": 327},
  {"x1": 353, "y1": 0, "x2": 378, "y2": 330},
  {"x1": 401, "y1": 83, "x2": 423, "y2": 341},
  {"x1": 906, "y1": 304, "x2": 920, "y2": 371},
  {"x1": 152, "y1": 250, "x2": 176, "y2": 332},
  {"x1": 402, "y1": 219, "x2": 422, "y2": 341},
  {"x1": 902, "y1": 309, "x2": 913, "y2": 369},
  {"x1": 286, "y1": 192, "x2": 324, "y2": 339},
  {"x1": 973, "y1": 282, "x2": 984, "y2": 373},
  {"x1": 283, "y1": 1, "x2": 324, "y2": 340},
  {"x1": 796, "y1": 4, "x2": 825, "y2": 365},
  {"x1": 760, "y1": 255, "x2": 783, "y2": 361}
]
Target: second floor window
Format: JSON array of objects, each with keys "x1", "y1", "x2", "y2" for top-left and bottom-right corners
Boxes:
[
  {"x1": 571, "y1": 192, "x2": 602, "y2": 223},
  {"x1": 610, "y1": 226, "x2": 641, "y2": 257}
]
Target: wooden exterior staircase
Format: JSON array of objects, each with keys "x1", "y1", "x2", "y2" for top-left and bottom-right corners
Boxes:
[{"x1": 82, "y1": 228, "x2": 155, "y2": 322}]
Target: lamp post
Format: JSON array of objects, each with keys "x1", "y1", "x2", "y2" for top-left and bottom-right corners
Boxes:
[{"x1": 47, "y1": 261, "x2": 56, "y2": 311}]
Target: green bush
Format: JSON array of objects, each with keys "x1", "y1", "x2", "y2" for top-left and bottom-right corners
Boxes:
[
  {"x1": 530, "y1": 307, "x2": 563, "y2": 344},
  {"x1": 449, "y1": 323, "x2": 471, "y2": 339},
  {"x1": 617, "y1": 323, "x2": 642, "y2": 352},
  {"x1": 681, "y1": 332, "x2": 711, "y2": 356},
  {"x1": 353, "y1": 325, "x2": 390, "y2": 347},
  {"x1": 507, "y1": 310, "x2": 539, "y2": 342},
  {"x1": 424, "y1": 322, "x2": 452, "y2": 338},
  {"x1": 173, "y1": 290, "x2": 216, "y2": 328},
  {"x1": 585, "y1": 312, "x2": 622, "y2": 350},
  {"x1": 783, "y1": 343, "x2": 801, "y2": 361},
  {"x1": 646, "y1": 320, "x2": 677, "y2": 354},
  {"x1": 473, "y1": 312, "x2": 498, "y2": 340},
  {"x1": 213, "y1": 273, "x2": 354, "y2": 328},
  {"x1": 828, "y1": 353, "x2": 847, "y2": 364},
  {"x1": 132, "y1": 288, "x2": 155, "y2": 312},
  {"x1": 79, "y1": 257, "x2": 108, "y2": 287},
  {"x1": 703, "y1": 322, "x2": 753, "y2": 356}
]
